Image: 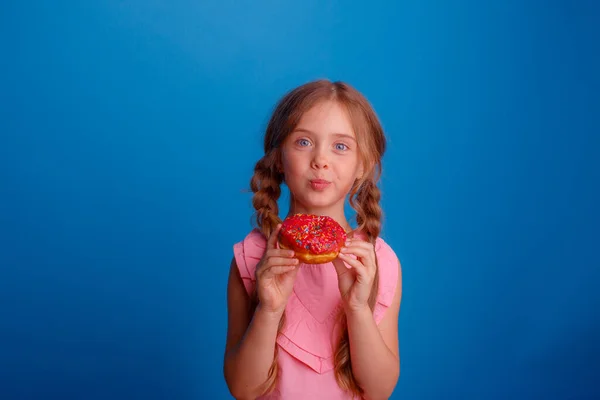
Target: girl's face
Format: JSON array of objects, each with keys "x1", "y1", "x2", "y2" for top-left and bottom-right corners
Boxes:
[{"x1": 281, "y1": 100, "x2": 364, "y2": 215}]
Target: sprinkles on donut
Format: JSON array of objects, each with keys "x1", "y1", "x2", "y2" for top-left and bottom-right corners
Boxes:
[{"x1": 278, "y1": 213, "x2": 347, "y2": 264}]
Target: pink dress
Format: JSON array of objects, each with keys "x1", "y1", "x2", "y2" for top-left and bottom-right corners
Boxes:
[{"x1": 233, "y1": 229, "x2": 399, "y2": 399}]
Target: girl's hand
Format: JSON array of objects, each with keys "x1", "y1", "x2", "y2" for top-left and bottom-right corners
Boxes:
[
  {"x1": 255, "y1": 224, "x2": 300, "y2": 317},
  {"x1": 333, "y1": 237, "x2": 377, "y2": 313}
]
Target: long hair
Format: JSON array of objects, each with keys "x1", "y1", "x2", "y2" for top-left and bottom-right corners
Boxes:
[{"x1": 249, "y1": 79, "x2": 386, "y2": 397}]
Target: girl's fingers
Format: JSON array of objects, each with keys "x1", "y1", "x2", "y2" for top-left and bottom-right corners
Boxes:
[
  {"x1": 342, "y1": 239, "x2": 374, "y2": 254},
  {"x1": 340, "y1": 247, "x2": 371, "y2": 268},
  {"x1": 332, "y1": 259, "x2": 353, "y2": 284},
  {"x1": 257, "y1": 257, "x2": 298, "y2": 277},
  {"x1": 340, "y1": 241, "x2": 376, "y2": 270},
  {"x1": 337, "y1": 252, "x2": 368, "y2": 279},
  {"x1": 332, "y1": 258, "x2": 350, "y2": 275},
  {"x1": 267, "y1": 249, "x2": 296, "y2": 258},
  {"x1": 344, "y1": 238, "x2": 376, "y2": 255},
  {"x1": 267, "y1": 224, "x2": 283, "y2": 249},
  {"x1": 337, "y1": 252, "x2": 362, "y2": 268},
  {"x1": 268, "y1": 257, "x2": 299, "y2": 267},
  {"x1": 340, "y1": 245, "x2": 369, "y2": 259},
  {"x1": 262, "y1": 265, "x2": 297, "y2": 278}
]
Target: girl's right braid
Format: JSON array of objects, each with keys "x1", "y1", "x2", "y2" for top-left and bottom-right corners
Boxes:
[{"x1": 250, "y1": 152, "x2": 283, "y2": 238}]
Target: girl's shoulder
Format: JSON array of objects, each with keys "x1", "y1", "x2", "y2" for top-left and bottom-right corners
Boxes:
[
  {"x1": 234, "y1": 228, "x2": 267, "y2": 252},
  {"x1": 374, "y1": 235, "x2": 400, "y2": 265},
  {"x1": 232, "y1": 229, "x2": 267, "y2": 295},
  {"x1": 372, "y1": 235, "x2": 401, "y2": 322}
]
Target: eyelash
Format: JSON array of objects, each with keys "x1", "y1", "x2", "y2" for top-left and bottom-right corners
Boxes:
[{"x1": 295, "y1": 139, "x2": 350, "y2": 151}]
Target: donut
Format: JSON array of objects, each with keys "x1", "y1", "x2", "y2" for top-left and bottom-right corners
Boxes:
[{"x1": 278, "y1": 213, "x2": 347, "y2": 264}]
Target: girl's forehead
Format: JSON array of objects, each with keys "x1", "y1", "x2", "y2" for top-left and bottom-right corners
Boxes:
[{"x1": 294, "y1": 101, "x2": 355, "y2": 137}]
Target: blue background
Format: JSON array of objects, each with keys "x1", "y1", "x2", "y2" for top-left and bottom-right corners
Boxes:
[{"x1": 1, "y1": 1, "x2": 598, "y2": 399}]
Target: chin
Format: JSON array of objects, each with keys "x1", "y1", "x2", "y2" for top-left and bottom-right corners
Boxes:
[{"x1": 300, "y1": 195, "x2": 343, "y2": 210}]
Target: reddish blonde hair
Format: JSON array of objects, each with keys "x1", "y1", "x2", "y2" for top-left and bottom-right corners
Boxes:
[{"x1": 249, "y1": 79, "x2": 386, "y2": 397}]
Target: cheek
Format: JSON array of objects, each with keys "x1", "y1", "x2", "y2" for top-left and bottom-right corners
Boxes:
[
  {"x1": 282, "y1": 156, "x2": 304, "y2": 180},
  {"x1": 282, "y1": 158, "x2": 295, "y2": 173},
  {"x1": 282, "y1": 152, "x2": 305, "y2": 170},
  {"x1": 339, "y1": 158, "x2": 360, "y2": 177}
]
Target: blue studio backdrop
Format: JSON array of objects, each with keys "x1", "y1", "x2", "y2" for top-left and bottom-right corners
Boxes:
[{"x1": 1, "y1": 1, "x2": 598, "y2": 399}]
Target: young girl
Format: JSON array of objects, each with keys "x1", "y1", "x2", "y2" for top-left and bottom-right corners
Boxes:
[{"x1": 223, "y1": 80, "x2": 402, "y2": 400}]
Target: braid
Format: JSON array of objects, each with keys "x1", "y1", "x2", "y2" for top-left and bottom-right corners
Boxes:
[
  {"x1": 248, "y1": 151, "x2": 285, "y2": 395},
  {"x1": 250, "y1": 151, "x2": 283, "y2": 237},
  {"x1": 354, "y1": 179, "x2": 382, "y2": 240},
  {"x1": 334, "y1": 178, "x2": 383, "y2": 397}
]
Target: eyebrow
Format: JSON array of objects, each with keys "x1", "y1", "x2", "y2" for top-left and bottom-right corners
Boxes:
[{"x1": 292, "y1": 128, "x2": 357, "y2": 142}]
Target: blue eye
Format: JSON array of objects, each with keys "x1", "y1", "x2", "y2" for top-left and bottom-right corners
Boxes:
[
  {"x1": 335, "y1": 143, "x2": 348, "y2": 151},
  {"x1": 297, "y1": 139, "x2": 310, "y2": 147}
]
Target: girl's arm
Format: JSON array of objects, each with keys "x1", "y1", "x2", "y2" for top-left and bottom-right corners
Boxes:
[
  {"x1": 346, "y1": 261, "x2": 402, "y2": 400},
  {"x1": 223, "y1": 258, "x2": 281, "y2": 400}
]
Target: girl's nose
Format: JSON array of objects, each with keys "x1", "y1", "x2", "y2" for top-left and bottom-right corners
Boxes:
[{"x1": 311, "y1": 149, "x2": 329, "y2": 169}]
